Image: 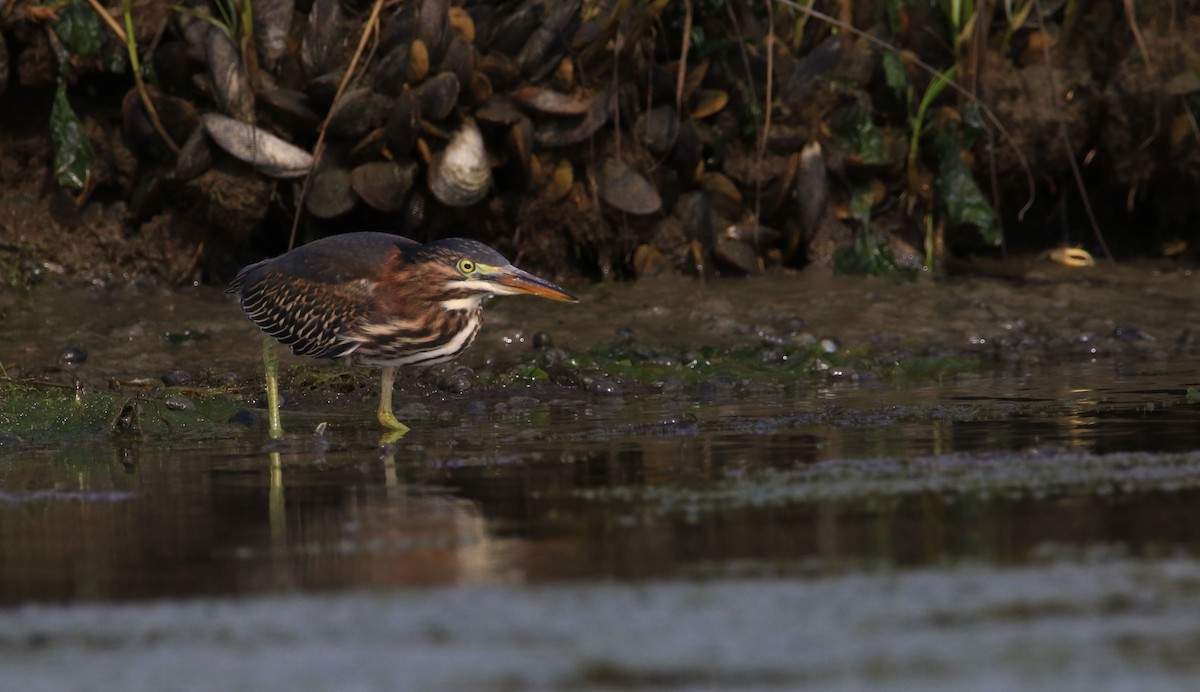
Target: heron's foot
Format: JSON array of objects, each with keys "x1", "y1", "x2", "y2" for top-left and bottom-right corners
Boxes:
[{"x1": 377, "y1": 408, "x2": 412, "y2": 435}]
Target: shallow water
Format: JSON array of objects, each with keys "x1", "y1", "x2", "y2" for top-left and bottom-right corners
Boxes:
[{"x1": 4, "y1": 356, "x2": 1200, "y2": 603}]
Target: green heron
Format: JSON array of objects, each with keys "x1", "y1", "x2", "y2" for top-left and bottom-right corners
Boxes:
[{"x1": 229, "y1": 232, "x2": 578, "y2": 438}]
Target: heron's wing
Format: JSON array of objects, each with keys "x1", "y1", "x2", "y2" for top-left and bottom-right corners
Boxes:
[{"x1": 229, "y1": 233, "x2": 420, "y2": 359}]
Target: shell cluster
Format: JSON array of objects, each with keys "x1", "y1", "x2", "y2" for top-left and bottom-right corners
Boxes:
[{"x1": 111, "y1": 0, "x2": 848, "y2": 276}]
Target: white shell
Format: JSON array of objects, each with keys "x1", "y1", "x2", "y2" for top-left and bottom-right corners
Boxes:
[
  {"x1": 428, "y1": 120, "x2": 491, "y2": 207},
  {"x1": 201, "y1": 113, "x2": 313, "y2": 179}
]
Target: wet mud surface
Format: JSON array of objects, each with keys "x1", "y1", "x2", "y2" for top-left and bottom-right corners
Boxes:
[{"x1": 3, "y1": 265, "x2": 1200, "y2": 689}]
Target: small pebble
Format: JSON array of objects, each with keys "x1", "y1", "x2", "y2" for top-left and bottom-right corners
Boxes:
[
  {"x1": 437, "y1": 366, "x2": 474, "y2": 393},
  {"x1": 583, "y1": 376, "x2": 622, "y2": 396},
  {"x1": 163, "y1": 395, "x2": 195, "y2": 412},
  {"x1": 465, "y1": 400, "x2": 488, "y2": 416},
  {"x1": 161, "y1": 369, "x2": 193, "y2": 387},
  {"x1": 507, "y1": 395, "x2": 539, "y2": 409},
  {"x1": 60, "y1": 346, "x2": 88, "y2": 365},
  {"x1": 395, "y1": 403, "x2": 431, "y2": 420}
]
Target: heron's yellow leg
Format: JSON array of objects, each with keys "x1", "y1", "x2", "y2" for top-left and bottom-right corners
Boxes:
[
  {"x1": 376, "y1": 365, "x2": 411, "y2": 435},
  {"x1": 263, "y1": 338, "x2": 285, "y2": 440}
]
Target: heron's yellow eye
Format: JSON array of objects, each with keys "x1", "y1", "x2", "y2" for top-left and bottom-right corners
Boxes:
[{"x1": 457, "y1": 258, "x2": 475, "y2": 274}]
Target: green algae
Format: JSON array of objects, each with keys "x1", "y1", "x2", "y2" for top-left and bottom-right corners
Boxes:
[{"x1": 0, "y1": 381, "x2": 245, "y2": 444}]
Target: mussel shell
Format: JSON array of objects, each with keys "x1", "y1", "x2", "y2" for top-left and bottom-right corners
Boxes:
[
  {"x1": 373, "y1": 43, "x2": 414, "y2": 97},
  {"x1": 413, "y1": 72, "x2": 460, "y2": 121},
  {"x1": 543, "y1": 159, "x2": 574, "y2": 202},
  {"x1": 256, "y1": 88, "x2": 322, "y2": 132},
  {"x1": 505, "y1": 114, "x2": 534, "y2": 178},
  {"x1": 202, "y1": 113, "x2": 314, "y2": 179},
  {"x1": 634, "y1": 105, "x2": 679, "y2": 156},
  {"x1": 534, "y1": 89, "x2": 612, "y2": 148},
  {"x1": 349, "y1": 128, "x2": 390, "y2": 164},
  {"x1": 633, "y1": 244, "x2": 670, "y2": 279},
  {"x1": 517, "y1": 0, "x2": 581, "y2": 82},
  {"x1": 689, "y1": 89, "x2": 728, "y2": 119},
  {"x1": 407, "y1": 39, "x2": 431, "y2": 84},
  {"x1": 439, "y1": 36, "x2": 476, "y2": 88},
  {"x1": 252, "y1": 0, "x2": 294, "y2": 69},
  {"x1": 467, "y1": 71, "x2": 493, "y2": 106},
  {"x1": 326, "y1": 88, "x2": 391, "y2": 139},
  {"x1": 475, "y1": 95, "x2": 522, "y2": 126},
  {"x1": 796, "y1": 141, "x2": 828, "y2": 236},
  {"x1": 477, "y1": 53, "x2": 521, "y2": 90},
  {"x1": 384, "y1": 91, "x2": 422, "y2": 155},
  {"x1": 301, "y1": 0, "x2": 345, "y2": 78},
  {"x1": 418, "y1": 0, "x2": 450, "y2": 64},
  {"x1": 378, "y1": 3, "x2": 419, "y2": 53},
  {"x1": 666, "y1": 120, "x2": 703, "y2": 183},
  {"x1": 306, "y1": 164, "x2": 356, "y2": 218},
  {"x1": 206, "y1": 28, "x2": 255, "y2": 122},
  {"x1": 512, "y1": 86, "x2": 589, "y2": 116},
  {"x1": 779, "y1": 35, "x2": 843, "y2": 105},
  {"x1": 595, "y1": 157, "x2": 661, "y2": 215},
  {"x1": 447, "y1": 6, "x2": 475, "y2": 43},
  {"x1": 752, "y1": 152, "x2": 800, "y2": 219},
  {"x1": 151, "y1": 41, "x2": 199, "y2": 95},
  {"x1": 724, "y1": 222, "x2": 781, "y2": 246},
  {"x1": 479, "y1": 3, "x2": 542, "y2": 56},
  {"x1": 121, "y1": 88, "x2": 200, "y2": 155},
  {"x1": 175, "y1": 126, "x2": 213, "y2": 182},
  {"x1": 698, "y1": 172, "x2": 744, "y2": 219},
  {"x1": 428, "y1": 120, "x2": 491, "y2": 206},
  {"x1": 673, "y1": 191, "x2": 715, "y2": 245},
  {"x1": 304, "y1": 72, "x2": 344, "y2": 110},
  {"x1": 713, "y1": 238, "x2": 761, "y2": 274},
  {"x1": 350, "y1": 160, "x2": 418, "y2": 213}
]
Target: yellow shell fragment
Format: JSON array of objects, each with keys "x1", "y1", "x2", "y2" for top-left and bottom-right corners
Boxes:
[
  {"x1": 543, "y1": 159, "x2": 574, "y2": 202},
  {"x1": 1045, "y1": 247, "x2": 1096, "y2": 267}
]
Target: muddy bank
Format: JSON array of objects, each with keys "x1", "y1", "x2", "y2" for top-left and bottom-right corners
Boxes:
[
  {"x1": 2, "y1": 260, "x2": 1196, "y2": 389},
  {"x1": 1, "y1": 2, "x2": 1199, "y2": 286}
]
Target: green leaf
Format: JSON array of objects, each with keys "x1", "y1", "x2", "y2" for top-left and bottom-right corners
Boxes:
[
  {"x1": 834, "y1": 107, "x2": 888, "y2": 165},
  {"x1": 50, "y1": 79, "x2": 95, "y2": 191},
  {"x1": 848, "y1": 184, "x2": 875, "y2": 228},
  {"x1": 54, "y1": 0, "x2": 126, "y2": 71},
  {"x1": 834, "y1": 226, "x2": 918, "y2": 280},
  {"x1": 883, "y1": 50, "x2": 909, "y2": 94},
  {"x1": 53, "y1": 0, "x2": 107, "y2": 58},
  {"x1": 934, "y1": 129, "x2": 997, "y2": 243},
  {"x1": 885, "y1": 0, "x2": 912, "y2": 34}
]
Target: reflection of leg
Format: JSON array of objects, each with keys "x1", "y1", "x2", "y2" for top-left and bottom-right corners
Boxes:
[
  {"x1": 263, "y1": 338, "x2": 284, "y2": 439},
  {"x1": 376, "y1": 365, "x2": 411, "y2": 435},
  {"x1": 268, "y1": 451, "x2": 285, "y2": 555}
]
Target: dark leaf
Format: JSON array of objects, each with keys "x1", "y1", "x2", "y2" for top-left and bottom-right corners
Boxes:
[
  {"x1": 935, "y1": 129, "x2": 998, "y2": 243},
  {"x1": 50, "y1": 80, "x2": 95, "y2": 190}
]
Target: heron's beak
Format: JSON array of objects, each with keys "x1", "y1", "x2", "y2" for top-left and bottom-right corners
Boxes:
[{"x1": 491, "y1": 266, "x2": 579, "y2": 303}]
